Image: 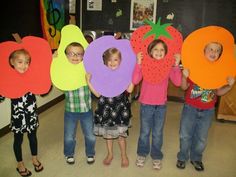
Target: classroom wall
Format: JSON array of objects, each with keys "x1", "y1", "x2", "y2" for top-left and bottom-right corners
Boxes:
[
  {"x1": 80, "y1": 0, "x2": 236, "y2": 39},
  {"x1": 0, "y1": 87, "x2": 63, "y2": 129}
]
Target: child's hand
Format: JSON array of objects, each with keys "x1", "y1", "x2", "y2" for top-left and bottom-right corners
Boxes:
[
  {"x1": 182, "y1": 68, "x2": 189, "y2": 78},
  {"x1": 52, "y1": 50, "x2": 58, "y2": 58},
  {"x1": 227, "y1": 76, "x2": 235, "y2": 86},
  {"x1": 137, "y1": 52, "x2": 143, "y2": 65},
  {"x1": 86, "y1": 73, "x2": 92, "y2": 82},
  {"x1": 174, "y1": 53, "x2": 181, "y2": 66}
]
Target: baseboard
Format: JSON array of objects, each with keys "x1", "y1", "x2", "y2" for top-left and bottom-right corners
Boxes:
[
  {"x1": 0, "y1": 95, "x2": 65, "y2": 138},
  {"x1": 37, "y1": 94, "x2": 65, "y2": 114}
]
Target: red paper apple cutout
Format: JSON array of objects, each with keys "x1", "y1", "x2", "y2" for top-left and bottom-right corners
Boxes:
[{"x1": 0, "y1": 36, "x2": 52, "y2": 98}]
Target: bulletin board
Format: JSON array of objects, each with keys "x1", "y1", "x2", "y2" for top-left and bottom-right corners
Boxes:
[{"x1": 81, "y1": 0, "x2": 131, "y2": 32}]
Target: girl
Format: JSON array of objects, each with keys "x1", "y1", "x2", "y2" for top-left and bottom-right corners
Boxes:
[
  {"x1": 133, "y1": 39, "x2": 182, "y2": 170},
  {"x1": 86, "y1": 47, "x2": 134, "y2": 167},
  {"x1": 0, "y1": 49, "x2": 43, "y2": 176}
]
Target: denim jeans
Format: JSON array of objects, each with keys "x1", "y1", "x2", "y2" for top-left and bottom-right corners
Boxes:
[
  {"x1": 64, "y1": 110, "x2": 96, "y2": 157},
  {"x1": 177, "y1": 103, "x2": 214, "y2": 162},
  {"x1": 137, "y1": 103, "x2": 167, "y2": 160}
]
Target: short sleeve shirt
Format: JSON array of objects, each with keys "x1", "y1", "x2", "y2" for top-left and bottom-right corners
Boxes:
[{"x1": 185, "y1": 79, "x2": 217, "y2": 109}]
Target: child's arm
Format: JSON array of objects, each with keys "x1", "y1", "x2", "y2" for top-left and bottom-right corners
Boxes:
[
  {"x1": 173, "y1": 53, "x2": 181, "y2": 67},
  {"x1": 85, "y1": 73, "x2": 101, "y2": 97},
  {"x1": 169, "y1": 53, "x2": 182, "y2": 86},
  {"x1": 216, "y1": 76, "x2": 235, "y2": 96},
  {"x1": 126, "y1": 83, "x2": 134, "y2": 93},
  {"x1": 132, "y1": 52, "x2": 143, "y2": 85},
  {"x1": 136, "y1": 52, "x2": 143, "y2": 65},
  {"x1": 181, "y1": 68, "x2": 190, "y2": 90}
]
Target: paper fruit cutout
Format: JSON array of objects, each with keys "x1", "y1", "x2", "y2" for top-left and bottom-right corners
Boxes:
[
  {"x1": 0, "y1": 36, "x2": 52, "y2": 98},
  {"x1": 83, "y1": 36, "x2": 136, "y2": 97},
  {"x1": 130, "y1": 18, "x2": 183, "y2": 84},
  {"x1": 50, "y1": 24, "x2": 88, "y2": 91},
  {"x1": 181, "y1": 26, "x2": 236, "y2": 89}
]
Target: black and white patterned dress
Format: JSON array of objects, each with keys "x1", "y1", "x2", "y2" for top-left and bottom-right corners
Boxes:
[
  {"x1": 94, "y1": 92, "x2": 132, "y2": 139},
  {"x1": 10, "y1": 92, "x2": 39, "y2": 134}
]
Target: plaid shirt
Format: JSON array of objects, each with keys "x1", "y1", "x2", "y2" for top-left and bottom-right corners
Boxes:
[{"x1": 64, "y1": 86, "x2": 91, "y2": 113}]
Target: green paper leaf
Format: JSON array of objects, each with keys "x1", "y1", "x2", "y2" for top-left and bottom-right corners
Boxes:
[{"x1": 144, "y1": 18, "x2": 173, "y2": 40}]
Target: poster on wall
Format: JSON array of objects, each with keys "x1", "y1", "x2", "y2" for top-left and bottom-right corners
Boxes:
[
  {"x1": 130, "y1": 0, "x2": 157, "y2": 30},
  {"x1": 87, "y1": 0, "x2": 102, "y2": 11},
  {"x1": 40, "y1": 0, "x2": 66, "y2": 49}
]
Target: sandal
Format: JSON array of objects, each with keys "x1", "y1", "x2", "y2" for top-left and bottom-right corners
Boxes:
[
  {"x1": 33, "y1": 161, "x2": 44, "y2": 172},
  {"x1": 16, "y1": 168, "x2": 32, "y2": 177}
]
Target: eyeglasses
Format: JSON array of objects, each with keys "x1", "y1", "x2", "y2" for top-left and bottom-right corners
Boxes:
[{"x1": 66, "y1": 52, "x2": 84, "y2": 58}]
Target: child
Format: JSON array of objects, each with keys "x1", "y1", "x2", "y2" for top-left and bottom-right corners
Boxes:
[
  {"x1": 176, "y1": 42, "x2": 235, "y2": 171},
  {"x1": 86, "y1": 47, "x2": 134, "y2": 167},
  {"x1": 133, "y1": 39, "x2": 182, "y2": 170},
  {"x1": 0, "y1": 49, "x2": 43, "y2": 177},
  {"x1": 63, "y1": 42, "x2": 96, "y2": 165}
]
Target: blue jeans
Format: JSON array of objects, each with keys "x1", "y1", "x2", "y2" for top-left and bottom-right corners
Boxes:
[
  {"x1": 137, "y1": 104, "x2": 167, "y2": 160},
  {"x1": 64, "y1": 110, "x2": 96, "y2": 157},
  {"x1": 177, "y1": 104, "x2": 214, "y2": 162}
]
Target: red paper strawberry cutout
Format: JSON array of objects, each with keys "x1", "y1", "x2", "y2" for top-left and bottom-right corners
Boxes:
[{"x1": 130, "y1": 18, "x2": 183, "y2": 84}]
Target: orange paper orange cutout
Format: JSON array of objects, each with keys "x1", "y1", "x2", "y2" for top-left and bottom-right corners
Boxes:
[{"x1": 181, "y1": 26, "x2": 236, "y2": 89}]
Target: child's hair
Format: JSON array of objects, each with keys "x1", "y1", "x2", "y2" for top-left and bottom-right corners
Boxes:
[
  {"x1": 64, "y1": 42, "x2": 84, "y2": 54},
  {"x1": 102, "y1": 47, "x2": 121, "y2": 65},
  {"x1": 204, "y1": 42, "x2": 223, "y2": 58},
  {"x1": 9, "y1": 49, "x2": 31, "y2": 68},
  {"x1": 147, "y1": 39, "x2": 168, "y2": 57}
]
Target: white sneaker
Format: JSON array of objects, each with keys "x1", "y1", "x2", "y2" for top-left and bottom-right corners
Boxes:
[
  {"x1": 87, "y1": 156, "x2": 95, "y2": 164},
  {"x1": 135, "y1": 156, "x2": 146, "y2": 167},
  {"x1": 66, "y1": 156, "x2": 75, "y2": 164},
  {"x1": 152, "y1": 159, "x2": 162, "y2": 170}
]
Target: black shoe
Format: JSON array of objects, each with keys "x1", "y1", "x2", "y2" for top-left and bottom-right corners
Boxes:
[
  {"x1": 190, "y1": 161, "x2": 204, "y2": 171},
  {"x1": 87, "y1": 156, "x2": 95, "y2": 164},
  {"x1": 176, "y1": 160, "x2": 186, "y2": 169},
  {"x1": 66, "y1": 156, "x2": 75, "y2": 165}
]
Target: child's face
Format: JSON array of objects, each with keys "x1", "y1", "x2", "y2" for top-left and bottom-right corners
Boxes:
[
  {"x1": 10, "y1": 54, "x2": 30, "y2": 73},
  {"x1": 204, "y1": 43, "x2": 222, "y2": 62},
  {"x1": 107, "y1": 53, "x2": 121, "y2": 70},
  {"x1": 66, "y1": 46, "x2": 84, "y2": 64},
  {"x1": 150, "y1": 43, "x2": 166, "y2": 60}
]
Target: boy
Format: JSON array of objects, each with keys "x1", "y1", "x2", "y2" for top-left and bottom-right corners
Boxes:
[
  {"x1": 63, "y1": 42, "x2": 96, "y2": 165},
  {"x1": 176, "y1": 42, "x2": 235, "y2": 171}
]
